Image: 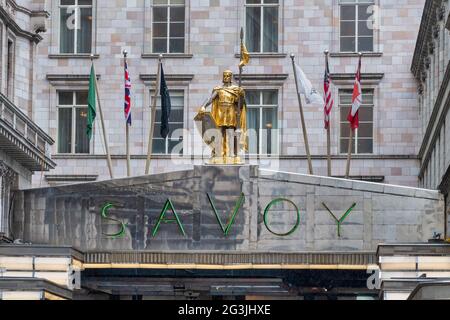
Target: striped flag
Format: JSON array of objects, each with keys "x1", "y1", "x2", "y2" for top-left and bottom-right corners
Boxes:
[
  {"x1": 124, "y1": 60, "x2": 132, "y2": 126},
  {"x1": 324, "y1": 57, "x2": 334, "y2": 130},
  {"x1": 347, "y1": 56, "x2": 362, "y2": 130}
]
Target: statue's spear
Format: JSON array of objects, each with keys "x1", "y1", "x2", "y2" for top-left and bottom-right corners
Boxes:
[{"x1": 238, "y1": 28, "x2": 249, "y2": 152}]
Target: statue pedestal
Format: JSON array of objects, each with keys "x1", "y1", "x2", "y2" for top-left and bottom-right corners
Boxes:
[{"x1": 209, "y1": 156, "x2": 244, "y2": 165}]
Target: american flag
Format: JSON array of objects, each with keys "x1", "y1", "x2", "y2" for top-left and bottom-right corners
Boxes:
[
  {"x1": 124, "y1": 61, "x2": 132, "y2": 125},
  {"x1": 347, "y1": 56, "x2": 362, "y2": 130},
  {"x1": 324, "y1": 56, "x2": 334, "y2": 130}
]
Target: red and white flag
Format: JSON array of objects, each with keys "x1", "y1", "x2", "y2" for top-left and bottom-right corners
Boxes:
[
  {"x1": 347, "y1": 56, "x2": 362, "y2": 130},
  {"x1": 324, "y1": 56, "x2": 334, "y2": 130}
]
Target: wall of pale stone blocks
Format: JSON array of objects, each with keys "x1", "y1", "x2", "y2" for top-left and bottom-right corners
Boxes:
[{"x1": 30, "y1": 0, "x2": 424, "y2": 187}]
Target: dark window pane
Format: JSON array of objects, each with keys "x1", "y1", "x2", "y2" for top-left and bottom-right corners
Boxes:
[
  {"x1": 246, "y1": 91, "x2": 260, "y2": 105},
  {"x1": 60, "y1": 9, "x2": 75, "y2": 53},
  {"x1": 77, "y1": 8, "x2": 92, "y2": 53},
  {"x1": 358, "y1": 123, "x2": 373, "y2": 138},
  {"x1": 358, "y1": 139, "x2": 373, "y2": 154},
  {"x1": 78, "y1": 0, "x2": 93, "y2": 5},
  {"x1": 263, "y1": 6, "x2": 278, "y2": 52},
  {"x1": 169, "y1": 139, "x2": 183, "y2": 155},
  {"x1": 58, "y1": 108, "x2": 72, "y2": 153},
  {"x1": 341, "y1": 21, "x2": 356, "y2": 36},
  {"x1": 358, "y1": 4, "x2": 373, "y2": 21},
  {"x1": 152, "y1": 139, "x2": 166, "y2": 154},
  {"x1": 341, "y1": 5, "x2": 356, "y2": 20},
  {"x1": 358, "y1": 37, "x2": 373, "y2": 52},
  {"x1": 263, "y1": 90, "x2": 277, "y2": 105},
  {"x1": 358, "y1": 107, "x2": 373, "y2": 121},
  {"x1": 75, "y1": 108, "x2": 89, "y2": 153},
  {"x1": 358, "y1": 21, "x2": 373, "y2": 36},
  {"x1": 153, "y1": 39, "x2": 167, "y2": 53},
  {"x1": 153, "y1": 7, "x2": 168, "y2": 22},
  {"x1": 170, "y1": 7, "x2": 185, "y2": 22},
  {"x1": 246, "y1": 7, "x2": 261, "y2": 52},
  {"x1": 169, "y1": 38, "x2": 184, "y2": 53},
  {"x1": 169, "y1": 23, "x2": 184, "y2": 37},
  {"x1": 61, "y1": 0, "x2": 75, "y2": 5},
  {"x1": 153, "y1": 23, "x2": 168, "y2": 37},
  {"x1": 59, "y1": 92, "x2": 73, "y2": 105},
  {"x1": 340, "y1": 123, "x2": 351, "y2": 138},
  {"x1": 76, "y1": 91, "x2": 88, "y2": 105},
  {"x1": 340, "y1": 37, "x2": 356, "y2": 52}
]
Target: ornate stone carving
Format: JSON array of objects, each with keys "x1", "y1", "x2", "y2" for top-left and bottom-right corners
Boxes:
[
  {"x1": 433, "y1": 24, "x2": 440, "y2": 38},
  {"x1": 0, "y1": 162, "x2": 16, "y2": 184}
]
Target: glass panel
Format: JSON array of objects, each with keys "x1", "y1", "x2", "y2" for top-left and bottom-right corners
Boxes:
[
  {"x1": 358, "y1": 37, "x2": 373, "y2": 52},
  {"x1": 169, "y1": 23, "x2": 184, "y2": 37},
  {"x1": 358, "y1": 123, "x2": 373, "y2": 138},
  {"x1": 340, "y1": 5, "x2": 356, "y2": 20},
  {"x1": 169, "y1": 38, "x2": 184, "y2": 53},
  {"x1": 76, "y1": 91, "x2": 88, "y2": 105},
  {"x1": 60, "y1": 8, "x2": 75, "y2": 53},
  {"x1": 358, "y1": 21, "x2": 373, "y2": 36},
  {"x1": 169, "y1": 139, "x2": 183, "y2": 155},
  {"x1": 263, "y1": 108, "x2": 278, "y2": 154},
  {"x1": 340, "y1": 138, "x2": 356, "y2": 154},
  {"x1": 153, "y1": 39, "x2": 167, "y2": 53},
  {"x1": 77, "y1": 7, "x2": 92, "y2": 53},
  {"x1": 246, "y1": 7, "x2": 261, "y2": 53},
  {"x1": 153, "y1": 23, "x2": 168, "y2": 37},
  {"x1": 153, "y1": 7, "x2": 168, "y2": 22},
  {"x1": 340, "y1": 21, "x2": 356, "y2": 36},
  {"x1": 263, "y1": 6, "x2": 278, "y2": 52},
  {"x1": 75, "y1": 108, "x2": 89, "y2": 153},
  {"x1": 170, "y1": 7, "x2": 185, "y2": 22},
  {"x1": 152, "y1": 138, "x2": 166, "y2": 154},
  {"x1": 59, "y1": 92, "x2": 73, "y2": 105},
  {"x1": 340, "y1": 37, "x2": 355, "y2": 52},
  {"x1": 357, "y1": 139, "x2": 373, "y2": 154},
  {"x1": 247, "y1": 108, "x2": 260, "y2": 154},
  {"x1": 263, "y1": 90, "x2": 277, "y2": 105},
  {"x1": 60, "y1": 0, "x2": 75, "y2": 6},
  {"x1": 246, "y1": 91, "x2": 260, "y2": 105},
  {"x1": 78, "y1": 0, "x2": 93, "y2": 5},
  {"x1": 58, "y1": 108, "x2": 72, "y2": 153}
]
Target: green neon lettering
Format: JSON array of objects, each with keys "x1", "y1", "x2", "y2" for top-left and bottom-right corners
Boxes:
[
  {"x1": 207, "y1": 193, "x2": 245, "y2": 236},
  {"x1": 100, "y1": 203, "x2": 127, "y2": 239},
  {"x1": 322, "y1": 202, "x2": 357, "y2": 237},
  {"x1": 264, "y1": 198, "x2": 300, "y2": 237},
  {"x1": 152, "y1": 199, "x2": 186, "y2": 237}
]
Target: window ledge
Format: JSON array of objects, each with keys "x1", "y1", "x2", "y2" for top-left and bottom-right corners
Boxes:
[
  {"x1": 330, "y1": 52, "x2": 383, "y2": 58},
  {"x1": 141, "y1": 53, "x2": 193, "y2": 59},
  {"x1": 48, "y1": 54, "x2": 99, "y2": 59},
  {"x1": 234, "y1": 53, "x2": 287, "y2": 58}
]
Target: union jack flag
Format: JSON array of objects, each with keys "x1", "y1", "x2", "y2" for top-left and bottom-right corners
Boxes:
[
  {"x1": 324, "y1": 56, "x2": 334, "y2": 130},
  {"x1": 124, "y1": 61, "x2": 132, "y2": 125}
]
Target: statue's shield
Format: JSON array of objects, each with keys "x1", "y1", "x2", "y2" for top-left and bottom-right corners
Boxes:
[{"x1": 194, "y1": 110, "x2": 218, "y2": 150}]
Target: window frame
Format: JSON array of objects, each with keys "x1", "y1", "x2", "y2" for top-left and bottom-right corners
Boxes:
[
  {"x1": 58, "y1": 0, "x2": 94, "y2": 54},
  {"x1": 245, "y1": 89, "x2": 280, "y2": 156},
  {"x1": 244, "y1": 0, "x2": 280, "y2": 54},
  {"x1": 151, "y1": 0, "x2": 186, "y2": 54},
  {"x1": 338, "y1": 88, "x2": 375, "y2": 155},
  {"x1": 339, "y1": 0, "x2": 375, "y2": 53},
  {"x1": 56, "y1": 91, "x2": 90, "y2": 155}
]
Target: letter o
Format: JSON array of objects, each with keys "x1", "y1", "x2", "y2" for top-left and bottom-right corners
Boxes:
[{"x1": 263, "y1": 198, "x2": 301, "y2": 237}]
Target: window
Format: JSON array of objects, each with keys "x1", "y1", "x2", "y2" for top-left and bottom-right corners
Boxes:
[
  {"x1": 339, "y1": 89, "x2": 374, "y2": 154},
  {"x1": 151, "y1": 90, "x2": 184, "y2": 154},
  {"x1": 59, "y1": 0, "x2": 93, "y2": 54},
  {"x1": 339, "y1": 0, "x2": 374, "y2": 52},
  {"x1": 245, "y1": 0, "x2": 279, "y2": 53},
  {"x1": 152, "y1": 0, "x2": 185, "y2": 54},
  {"x1": 57, "y1": 91, "x2": 90, "y2": 154},
  {"x1": 6, "y1": 39, "x2": 14, "y2": 98},
  {"x1": 246, "y1": 90, "x2": 279, "y2": 155}
]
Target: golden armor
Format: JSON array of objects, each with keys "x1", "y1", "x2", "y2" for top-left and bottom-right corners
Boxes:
[{"x1": 195, "y1": 70, "x2": 248, "y2": 165}]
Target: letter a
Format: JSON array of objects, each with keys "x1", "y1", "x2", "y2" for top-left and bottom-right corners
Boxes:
[{"x1": 152, "y1": 199, "x2": 186, "y2": 237}]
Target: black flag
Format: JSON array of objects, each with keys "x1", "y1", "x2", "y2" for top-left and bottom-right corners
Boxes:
[{"x1": 160, "y1": 64, "x2": 171, "y2": 139}]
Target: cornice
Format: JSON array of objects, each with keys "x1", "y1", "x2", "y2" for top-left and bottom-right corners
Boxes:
[{"x1": 0, "y1": 5, "x2": 43, "y2": 43}]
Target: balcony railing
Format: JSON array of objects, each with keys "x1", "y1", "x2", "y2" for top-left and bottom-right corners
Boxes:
[{"x1": 0, "y1": 93, "x2": 55, "y2": 171}]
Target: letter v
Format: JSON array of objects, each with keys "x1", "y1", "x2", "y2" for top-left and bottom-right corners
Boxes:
[{"x1": 207, "y1": 193, "x2": 245, "y2": 237}]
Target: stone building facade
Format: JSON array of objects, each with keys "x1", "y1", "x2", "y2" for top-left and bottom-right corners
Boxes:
[
  {"x1": 27, "y1": 0, "x2": 425, "y2": 187},
  {"x1": 411, "y1": 0, "x2": 450, "y2": 237},
  {"x1": 0, "y1": 0, "x2": 55, "y2": 237}
]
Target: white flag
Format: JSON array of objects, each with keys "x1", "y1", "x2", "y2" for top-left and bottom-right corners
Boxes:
[{"x1": 294, "y1": 63, "x2": 324, "y2": 105}]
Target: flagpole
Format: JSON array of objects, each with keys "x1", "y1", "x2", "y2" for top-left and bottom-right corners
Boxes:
[
  {"x1": 91, "y1": 55, "x2": 114, "y2": 179},
  {"x1": 145, "y1": 54, "x2": 163, "y2": 175},
  {"x1": 123, "y1": 50, "x2": 131, "y2": 177},
  {"x1": 325, "y1": 50, "x2": 332, "y2": 177},
  {"x1": 290, "y1": 53, "x2": 314, "y2": 175}
]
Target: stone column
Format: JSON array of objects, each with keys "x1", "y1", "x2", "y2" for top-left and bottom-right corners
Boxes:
[{"x1": 0, "y1": 161, "x2": 15, "y2": 235}]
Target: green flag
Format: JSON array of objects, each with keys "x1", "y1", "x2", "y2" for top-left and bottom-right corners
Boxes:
[{"x1": 87, "y1": 64, "x2": 96, "y2": 140}]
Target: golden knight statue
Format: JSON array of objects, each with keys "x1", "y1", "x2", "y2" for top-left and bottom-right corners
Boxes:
[{"x1": 194, "y1": 70, "x2": 248, "y2": 165}]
